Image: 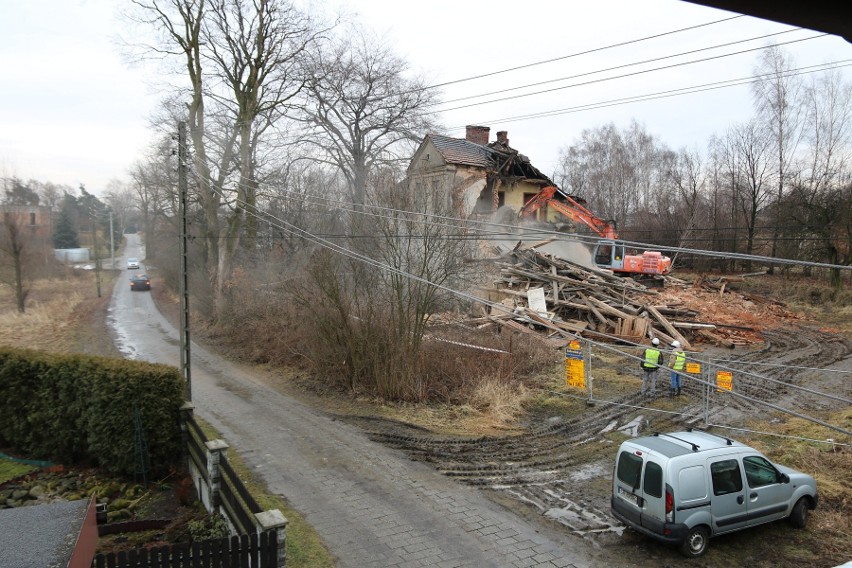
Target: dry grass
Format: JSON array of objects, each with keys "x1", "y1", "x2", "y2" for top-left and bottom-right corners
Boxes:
[
  {"x1": 469, "y1": 377, "x2": 529, "y2": 429},
  {"x1": 732, "y1": 408, "x2": 852, "y2": 563},
  {"x1": 0, "y1": 280, "x2": 88, "y2": 352}
]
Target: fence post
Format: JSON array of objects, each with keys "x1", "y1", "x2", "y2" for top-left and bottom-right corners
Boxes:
[
  {"x1": 585, "y1": 340, "x2": 593, "y2": 403},
  {"x1": 205, "y1": 439, "x2": 229, "y2": 510},
  {"x1": 256, "y1": 509, "x2": 289, "y2": 567},
  {"x1": 179, "y1": 402, "x2": 194, "y2": 455}
]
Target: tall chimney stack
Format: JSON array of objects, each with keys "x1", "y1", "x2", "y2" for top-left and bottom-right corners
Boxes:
[
  {"x1": 465, "y1": 125, "x2": 490, "y2": 145},
  {"x1": 496, "y1": 131, "x2": 509, "y2": 146}
]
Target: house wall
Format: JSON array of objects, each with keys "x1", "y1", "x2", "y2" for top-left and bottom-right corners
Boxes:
[
  {"x1": 0, "y1": 205, "x2": 52, "y2": 239},
  {"x1": 407, "y1": 137, "x2": 555, "y2": 221}
]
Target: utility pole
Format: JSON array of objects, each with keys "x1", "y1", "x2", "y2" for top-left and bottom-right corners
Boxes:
[
  {"x1": 178, "y1": 121, "x2": 192, "y2": 401},
  {"x1": 109, "y1": 211, "x2": 115, "y2": 270},
  {"x1": 92, "y1": 209, "x2": 101, "y2": 298}
]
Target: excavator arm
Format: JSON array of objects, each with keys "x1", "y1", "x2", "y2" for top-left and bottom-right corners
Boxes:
[
  {"x1": 519, "y1": 186, "x2": 618, "y2": 240},
  {"x1": 519, "y1": 185, "x2": 672, "y2": 277}
]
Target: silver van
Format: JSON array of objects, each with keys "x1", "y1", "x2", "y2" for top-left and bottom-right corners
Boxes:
[{"x1": 611, "y1": 429, "x2": 818, "y2": 557}]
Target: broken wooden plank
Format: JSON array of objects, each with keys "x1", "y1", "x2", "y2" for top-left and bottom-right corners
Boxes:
[{"x1": 645, "y1": 304, "x2": 691, "y2": 349}]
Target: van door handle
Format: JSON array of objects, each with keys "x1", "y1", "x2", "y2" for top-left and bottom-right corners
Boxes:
[
  {"x1": 750, "y1": 492, "x2": 758, "y2": 500},
  {"x1": 737, "y1": 495, "x2": 744, "y2": 505}
]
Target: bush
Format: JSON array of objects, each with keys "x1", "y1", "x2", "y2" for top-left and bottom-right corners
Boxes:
[{"x1": 0, "y1": 347, "x2": 184, "y2": 476}]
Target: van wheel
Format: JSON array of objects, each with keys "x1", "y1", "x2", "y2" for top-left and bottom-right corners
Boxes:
[
  {"x1": 680, "y1": 526, "x2": 710, "y2": 558},
  {"x1": 789, "y1": 497, "x2": 810, "y2": 528}
]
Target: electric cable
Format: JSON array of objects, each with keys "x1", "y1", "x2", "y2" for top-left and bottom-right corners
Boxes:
[
  {"x1": 417, "y1": 15, "x2": 747, "y2": 91},
  {"x1": 438, "y1": 27, "x2": 804, "y2": 107},
  {"x1": 438, "y1": 33, "x2": 828, "y2": 113}
]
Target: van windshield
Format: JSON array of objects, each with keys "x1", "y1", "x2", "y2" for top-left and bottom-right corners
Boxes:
[{"x1": 617, "y1": 452, "x2": 643, "y2": 489}]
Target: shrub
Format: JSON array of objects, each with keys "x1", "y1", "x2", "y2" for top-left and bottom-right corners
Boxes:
[{"x1": 0, "y1": 347, "x2": 184, "y2": 476}]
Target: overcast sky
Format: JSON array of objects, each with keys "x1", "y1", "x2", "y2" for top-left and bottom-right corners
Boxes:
[{"x1": 1, "y1": 0, "x2": 850, "y2": 194}]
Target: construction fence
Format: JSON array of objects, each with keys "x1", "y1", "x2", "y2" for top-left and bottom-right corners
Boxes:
[{"x1": 558, "y1": 338, "x2": 852, "y2": 440}]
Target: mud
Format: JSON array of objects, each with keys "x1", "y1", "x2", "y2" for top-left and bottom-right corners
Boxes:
[{"x1": 343, "y1": 324, "x2": 852, "y2": 566}]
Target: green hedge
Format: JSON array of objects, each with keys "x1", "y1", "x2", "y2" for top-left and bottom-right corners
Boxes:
[{"x1": 0, "y1": 347, "x2": 184, "y2": 476}]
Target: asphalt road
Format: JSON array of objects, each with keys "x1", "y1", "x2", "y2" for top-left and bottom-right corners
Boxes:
[{"x1": 108, "y1": 234, "x2": 602, "y2": 568}]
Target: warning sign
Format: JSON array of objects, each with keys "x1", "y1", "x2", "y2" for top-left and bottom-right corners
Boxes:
[
  {"x1": 566, "y1": 357, "x2": 585, "y2": 389},
  {"x1": 716, "y1": 370, "x2": 733, "y2": 392},
  {"x1": 686, "y1": 362, "x2": 701, "y2": 374},
  {"x1": 565, "y1": 340, "x2": 584, "y2": 389}
]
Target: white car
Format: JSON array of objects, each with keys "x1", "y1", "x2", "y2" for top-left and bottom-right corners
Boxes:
[
  {"x1": 127, "y1": 257, "x2": 140, "y2": 270},
  {"x1": 611, "y1": 430, "x2": 818, "y2": 557}
]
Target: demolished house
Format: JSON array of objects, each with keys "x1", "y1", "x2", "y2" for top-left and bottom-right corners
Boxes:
[{"x1": 407, "y1": 125, "x2": 555, "y2": 221}]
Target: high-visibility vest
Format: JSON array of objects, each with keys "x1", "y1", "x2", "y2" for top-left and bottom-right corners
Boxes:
[
  {"x1": 643, "y1": 348, "x2": 662, "y2": 369},
  {"x1": 671, "y1": 350, "x2": 686, "y2": 370}
]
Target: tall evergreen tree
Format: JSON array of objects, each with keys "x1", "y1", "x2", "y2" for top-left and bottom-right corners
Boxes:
[{"x1": 53, "y1": 205, "x2": 79, "y2": 249}]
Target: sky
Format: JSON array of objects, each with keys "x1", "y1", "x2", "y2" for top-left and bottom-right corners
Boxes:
[{"x1": 1, "y1": 0, "x2": 850, "y2": 194}]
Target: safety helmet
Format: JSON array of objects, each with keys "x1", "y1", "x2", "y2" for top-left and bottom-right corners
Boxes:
[
  {"x1": 671, "y1": 340, "x2": 681, "y2": 349},
  {"x1": 651, "y1": 338, "x2": 660, "y2": 346}
]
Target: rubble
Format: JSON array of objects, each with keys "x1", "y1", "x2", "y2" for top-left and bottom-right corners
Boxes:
[{"x1": 472, "y1": 242, "x2": 798, "y2": 349}]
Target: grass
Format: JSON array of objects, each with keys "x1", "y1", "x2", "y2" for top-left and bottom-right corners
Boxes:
[{"x1": 0, "y1": 457, "x2": 38, "y2": 484}]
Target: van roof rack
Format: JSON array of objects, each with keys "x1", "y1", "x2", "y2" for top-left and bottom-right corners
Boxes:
[
  {"x1": 654, "y1": 432, "x2": 700, "y2": 452},
  {"x1": 686, "y1": 427, "x2": 734, "y2": 446}
]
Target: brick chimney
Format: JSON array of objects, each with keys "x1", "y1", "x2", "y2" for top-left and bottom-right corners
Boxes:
[
  {"x1": 496, "y1": 131, "x2": 509, "y2": 146},
  {"x1": 465, "y1": 125, "x2": 490, "y2": 145}
]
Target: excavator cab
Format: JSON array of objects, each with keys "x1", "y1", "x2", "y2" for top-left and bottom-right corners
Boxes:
[{"x1": 593, "y1": 241, "x2": 625, "y2": 271}]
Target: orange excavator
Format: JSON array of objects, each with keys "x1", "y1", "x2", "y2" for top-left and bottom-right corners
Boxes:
[{"x1": 519, "y1": 185, "x2": 672, "y2": 277}]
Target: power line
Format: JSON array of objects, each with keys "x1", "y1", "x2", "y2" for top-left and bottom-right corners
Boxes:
[
  {"x1": 199, "y1": 173, "x2": 852, "y2": 272},
  {"x1": 438, "y1": 27, "x2": 803, "y2": 107},
  {"x1": 417, "y1": 15, "x2": 746, "y2": 91},
  {"x1": 438, "y1": 33, "x2": 828, "y2": 114},
  {"x1": 448, "y1": 59, "x2": 852, "y2": 129}
]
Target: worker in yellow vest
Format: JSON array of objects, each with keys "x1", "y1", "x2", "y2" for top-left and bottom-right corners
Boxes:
[
  {"x1": 669, "y1": 340, "x2": 686, "y2": 397},
  {"x1": 641, "y1": 338, "x2": 662, "y2": 397}
]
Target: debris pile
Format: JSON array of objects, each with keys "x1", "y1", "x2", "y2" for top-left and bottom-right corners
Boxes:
[{"x1": 470, "y1": 241, "x2": 795, "y2": 348}]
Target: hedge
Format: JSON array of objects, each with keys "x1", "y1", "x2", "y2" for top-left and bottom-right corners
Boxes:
[{"x1": 0, "y1": 347, "x2": 184, "y2": 476}]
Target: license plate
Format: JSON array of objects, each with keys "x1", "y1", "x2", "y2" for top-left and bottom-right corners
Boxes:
[{"x1": 618, "y1": 486, "x2": 640, "y2": 507}]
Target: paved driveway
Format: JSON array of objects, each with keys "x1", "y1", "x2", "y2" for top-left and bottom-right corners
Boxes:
[{"x1": 109, "y1": 234, "x2": 599, "y2": 567}]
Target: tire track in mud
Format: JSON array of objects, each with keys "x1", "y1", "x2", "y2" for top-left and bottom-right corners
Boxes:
[
  {"x1": 344, "y1": 326, "x2": 852, "y2": 540},
  {"x1": 709, "y1": 326, "x2": 852, "y2": 415}
]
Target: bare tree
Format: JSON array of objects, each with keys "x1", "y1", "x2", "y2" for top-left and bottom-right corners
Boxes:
[
  {"x1": 554, "y1": 121, "x2": 672, "y2": 239},
  {"x1": 130, "y1": 135, "x2": 180, "y2": 262},
  {"x1": 784, "y1": 68, "x2": 852, "y2": 283},
  {"x1": 0, "y1": 211, "x2": 34, "y2": 312},
  {"x1": 733, "y1": 120, "x2": 774, "y2": 270},
  {"x1": 302, "y1": 175, "x2": 474, "y2": 400},
  {"x1": 751, "y1": 44, "x2": 804, "y2": 271},
  {"x1": 129, "y1": 0, "x2": 328, "y2": 318},
  {"x1": 661, "y1": 147, "x2": 707, "y2": 261},
  {"x1": 296, "y1": 27, "x2": 438, "y2": 213}
]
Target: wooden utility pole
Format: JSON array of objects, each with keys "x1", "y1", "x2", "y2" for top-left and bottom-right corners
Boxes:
[{"x1": 178, "y1": 121, "x2": 192, "y2": 401}]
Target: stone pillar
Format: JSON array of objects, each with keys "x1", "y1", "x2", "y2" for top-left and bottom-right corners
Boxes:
[
  {"x1": 205, "y1": 439, "x2": 229, "y2": 510},
  {"x1": 256, "y1": 509, "x2": 289, "y2": 567},
  {"x1": 179, "y1": 402, "x2": 194, "y2": 457}
]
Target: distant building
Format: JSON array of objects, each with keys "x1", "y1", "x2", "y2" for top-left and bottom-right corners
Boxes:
[{"x1": 0, "y1": 205, "x2": 52, "y2": 240}]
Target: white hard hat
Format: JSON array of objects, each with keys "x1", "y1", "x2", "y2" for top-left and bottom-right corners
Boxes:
[
  {"x1": 672, "y1": 340, "x2": 681, "y2": 348},
  {"x1": 651, "y1": 338, "x2": 660, "y2": 346}
]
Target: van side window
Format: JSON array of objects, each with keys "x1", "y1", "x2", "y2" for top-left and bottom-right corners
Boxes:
[
  {"x1": 744, "y1": 456, "x2": 780, "y2": 487},
  {"x1": 711, "y1": 459, "x2": 743, "y2": 495},
  {"x1": 617, "y1": 452, "x2": 643, "y2": 489},
  {"x1": 644, "y1": 462, "x2": 663, "y2": 498}
]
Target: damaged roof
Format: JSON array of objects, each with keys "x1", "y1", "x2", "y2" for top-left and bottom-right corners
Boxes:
[
  {"x1": 429, "y1": 134, "x2": 494, "y2": 168},
  {"x1": 427, "y1": 133, "x2": 555, "y2": 186}
]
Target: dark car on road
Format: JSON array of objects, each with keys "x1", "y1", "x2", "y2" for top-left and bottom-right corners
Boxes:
[{"x1": 130, "y1": 274, "x2": 151, "y2": 291}]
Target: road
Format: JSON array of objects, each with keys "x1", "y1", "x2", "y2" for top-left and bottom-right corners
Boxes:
[{"x1": 108, "y1": 234, "x2": 602, "y2": 568}]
